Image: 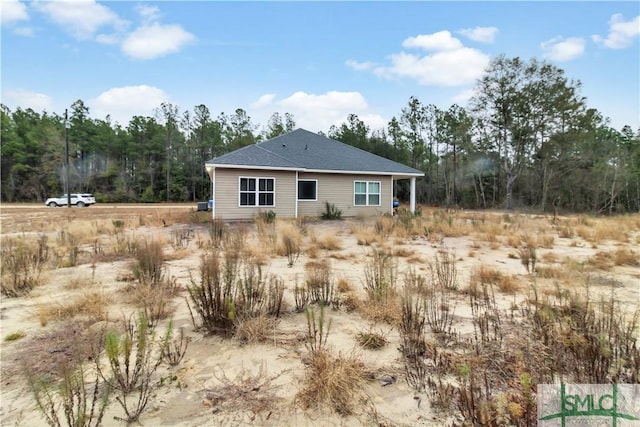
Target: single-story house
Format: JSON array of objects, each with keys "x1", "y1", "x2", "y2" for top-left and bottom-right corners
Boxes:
[{"x1": 204, "y1": 128, "x2": 424, "y2": 220}]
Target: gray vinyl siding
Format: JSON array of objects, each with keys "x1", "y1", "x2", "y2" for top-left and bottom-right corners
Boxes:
[
  {"x1": 297, "y1": 172, "x2": 393, "y2": 217},
  {"x1": 214, "y1": 169, "x2": 296, "y2": 220}
]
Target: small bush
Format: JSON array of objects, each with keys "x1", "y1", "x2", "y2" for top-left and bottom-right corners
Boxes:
[
  {"x1": 133, "y1": 238, "x2": 165, "y2": 286},
  {"x1": 1, "y1": 238, "x2": 45, "y2": 297},
  {"x1": 305, "y1": 260, "x2": 338, "y2": 306},
  {"x1": 363, "y1": 249, "x2": 397, "y2": 302},
  {"x1": 356, "y1": 328, "x2": 388, "y2": 350},
  {"x1": 321, "y1": 201, "x2": 342, "y2": 220}
]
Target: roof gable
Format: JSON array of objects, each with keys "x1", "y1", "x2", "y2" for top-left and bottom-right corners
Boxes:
[{"x1": 207, "y1": 128, "x2": 423, "y2": 176}]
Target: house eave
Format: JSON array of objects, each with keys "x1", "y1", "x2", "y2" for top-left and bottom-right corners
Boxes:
[{"x1": 205, "y1": 163, "x2": 424, "y2": 177}]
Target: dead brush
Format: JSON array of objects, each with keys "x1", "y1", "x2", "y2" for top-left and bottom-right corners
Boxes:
[
  {"x1": 133, "y1": 238, "x2": 165, "y2": 286},
  {"x1": 432, "y1": 249, "x2": 458, "y2": 291},
  {"x1": 204, "y1": 362, "x2": 283, "y2": 419},
  {"x1": 399, "y1": 288, "x2": 428, "y2": 392},
  {"x1": 171, "y1": 228, "x2": 193, "y2": 250},
  {"x1": 518, "y1": 244, "x2": 537, "y2": 274},
  {"x1": 127, "y1": 278, "x2": 179, "y2": 329},
  {"x1": 277, "y1": 221, "x2": 303, "y2": 267},
  {"x1": 38, "y1": 291, "x2": 110, "y2": 324},
  {"x1": 234, "y1": 314, "x2": 280, "y2": 344},
  {"x1": 613, "y1": 247, "x2": 639, "y2": 266},
  {"x1": 186, "y1": 250, "x2": 236, "y2": 335},
  {"x1": 363, "y1": 248, "x2": 398, "y2": 302},
  {"x1": 296, "y1": 348, "x2": 367, "y2": 416},
  {"x1": 305, "y1": 259, "x2": 338, "y2": 306},
  {"x1": 356, "y1": 326, "x2": 389, "y2": 350},
  {"x1": 310, "y1": 230, "x2": 344, "y2": 251},
  {"x1": 1, "y1": 237, "x2": 46, "y2": 297},
  {"x1": 475, "y1": 264, "x2": 520, "y2": 294}
]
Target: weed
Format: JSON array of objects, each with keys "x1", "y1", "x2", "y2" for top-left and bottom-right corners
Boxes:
[
  {"x1": 363, "y1": 249, "x2": 397, "y2": 302},
  {"x1": 305, "y1": 305, "x2": 331, "y2": 353},
  {"x1": 294, "y1": 283, "x2": 310, "y2": 312},
  {"x1": 99, "y1": 312, "x2": 171, "y2": 423},
  {"x1": 28, "y1": 360, "x2": 111, "y2": 427},
  {"x1": 355, "y1": 327, "x2": 388, "y2": 350},
  {"x1": 1, "y1": 238, "x2": 45, "y2": 297},
  {"x1": 133, "y1": 238, "x2": 164, "y2": 286},
  {"x1": 305, "y1": 259, "x2": 338, "y2": 306},
  {"x1": 4, "y1": 331, "x2": 26, "y2": 341},
  {"x1": 161, "y1": 322, "x2": 190, "y2": 367},
  {"x1": 209, "y1": 218, "x2": 226, "y2": 248},
  {"x1": 518, "y1": 244, "x2": 537, "y2": 274},
  {"x1": 186, "y1": 250, "x2": 235, "y2": 335},
  {"x1": 399, "y1": 288, "x2": 428, "y2": 392}
]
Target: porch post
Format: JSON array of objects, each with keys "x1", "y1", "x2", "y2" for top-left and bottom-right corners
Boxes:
[{"x1": 410, "y1": 177, "x2": 416, "y2": 213}]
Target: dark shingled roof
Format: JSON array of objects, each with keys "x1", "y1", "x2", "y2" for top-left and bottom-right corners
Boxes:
[{"x1": 207, "y1": 129, "x2": 423, "y2": 176}]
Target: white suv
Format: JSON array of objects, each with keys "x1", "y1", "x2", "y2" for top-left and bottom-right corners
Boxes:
[{"x1": 45, "y1": 193, "x2": 96, "y2": 207}]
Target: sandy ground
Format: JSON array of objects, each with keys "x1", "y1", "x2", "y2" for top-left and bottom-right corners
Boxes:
[{"x1": 0, "y1": 204, "x2": 638, "y2": 426}]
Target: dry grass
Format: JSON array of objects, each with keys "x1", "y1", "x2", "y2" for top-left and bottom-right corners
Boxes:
[
  {"x1": 359, "y1": 296, "x2": 402, "y2": 325},
  {"x1": 36, "y1": 291, "x2": 111, "y2": 324},
  {"x1": 613, "y1": 247, "x2": 639, "y2": 266},
  {"x1": 296, "y1": 349, "x2": 367, "y2": 415},
  {"x1": 473, "y1": 265, "x2": 520, "y2": 294},
  {"x1": 310, "y1": 231, "x2": 343, "y2": 251},
  {"x1": 234, "y1": 315, "x2": 280, "y2": 344}
]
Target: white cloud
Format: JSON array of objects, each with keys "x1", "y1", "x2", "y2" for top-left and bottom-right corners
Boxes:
[
  {"x1": 13, "y1": 26, "x2": 34, "y2": 37},
  {"x1": 255, "y1": 91, "x2": 371, "y2": 132},
  {"x1": 33, "y1": 0, "x2": 127, "y2": 40},
  {"x1": 592, "y1": 14, "x2": 640, "y2": 49},
  {"x1": 355, "y1": 31, "x2": 490, "y2": 87},
  {"x1": 458, "y1": 26, "x2": 498, "y2": 43},
  {"x1": 121, "y1": 23, "x2": 195, "y2": 60},
  {"x1": 88, "y1": 85, "x2": 170, "y2": 124},
  {"x1": 136, "y1": 4, "x2": 161, "y2": 24},
  {"x1": 345, "y1": 59, "x2": 377, "y2": 71},
  {"x1": 374, "y1": 47, "x2": 490, "y2": 86},
  {"x1": 402, "y1": 31, "x2": 463, "y2": 51},
  {"x1": 0, "y1": 0, "x2": 28, "y2": 25},
  {"x1": 541, "y1": 36, "x2": 585, "y2": 61},
  {"x1": 251, "y1": 94, "x2": 276, "y2": 109},
  {"x1": 2, "y1": 89, "x2": 53, "y2": 111}
]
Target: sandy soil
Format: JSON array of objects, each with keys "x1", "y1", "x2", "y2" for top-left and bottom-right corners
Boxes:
[{"x1": 1, "y1": 204, "x2": 638, "y2": 426}]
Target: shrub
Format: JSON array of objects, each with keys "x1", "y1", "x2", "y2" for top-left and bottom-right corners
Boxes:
[
  {"x1": 1, "y1": 238, "x2": 46, "y2": 297},
  {"x1": 99, "y1": 312, "x2": 170, "y2": 423},
  {"x1": 28, "y1": 360, "x2": 111, "y2": 427},
  {"x1": 305, "y1": 260, "x2": 338, "y2": 306},
  {"x1": 363, "y1": 249, "x2": 397, "y2": 302},
  {"x1": 133, "y1": 238, "x2": 164, "y2": 286},
  {"x1": 321, "y1": 201, "x2": 342, "y2": 220}
]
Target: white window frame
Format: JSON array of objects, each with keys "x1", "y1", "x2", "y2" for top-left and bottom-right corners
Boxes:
[
  {"x1": 354, "y1": 180, "x2": 381, "y2": 206},
  {"x1": 238, "y1": 176, "x2": 275, "y2": 207},
  {"x1": 297, "y1": 179, "x2": 318, "y2": 201}
]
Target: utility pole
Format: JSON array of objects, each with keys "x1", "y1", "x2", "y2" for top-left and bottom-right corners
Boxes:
[{"x1": 65, "y1": 109, "x2": 71, "y2": 208}]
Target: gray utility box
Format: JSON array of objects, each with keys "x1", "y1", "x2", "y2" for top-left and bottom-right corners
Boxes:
[{"x1": 196, "y1": 202, "x2": 209, "y2": 212}]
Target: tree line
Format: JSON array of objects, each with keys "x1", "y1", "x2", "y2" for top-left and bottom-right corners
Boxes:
[{"x1": 2, "y1": 55, "x2": 639, "y2": 213}]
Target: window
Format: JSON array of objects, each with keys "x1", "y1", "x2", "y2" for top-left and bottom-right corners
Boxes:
[
  {"x1": 298, "y1": 180, "x2": 317, "y2": 201},
  {"x1": 240, "y1": 177, "x2": 275, "y2": 207},
  {"x1": 354, "y1": 181, "x2": 381, "y2": 206}
]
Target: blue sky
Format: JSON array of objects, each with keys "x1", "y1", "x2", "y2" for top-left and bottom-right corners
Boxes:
[{"x1": 1, "y1": 1, "x2": 638, "y2": 134}]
